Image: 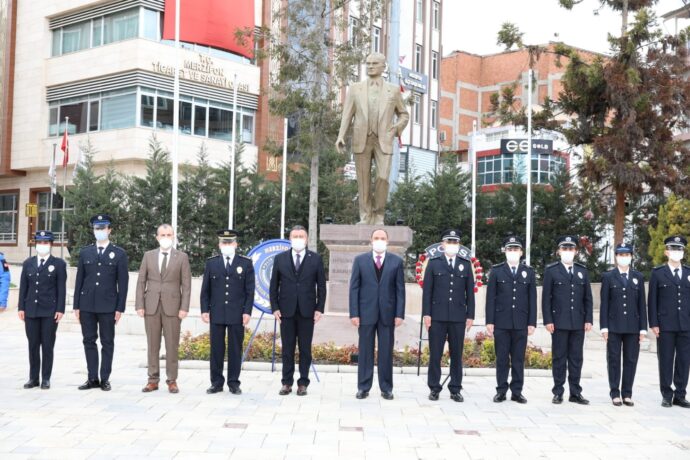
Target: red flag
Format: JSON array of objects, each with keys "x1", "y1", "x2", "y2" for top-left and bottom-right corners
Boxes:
[{"x1": 61, "y1": 126, "x2": 69, "y2": 168}]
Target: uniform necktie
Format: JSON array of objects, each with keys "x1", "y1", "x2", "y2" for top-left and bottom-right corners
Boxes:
[
  {"x1": 512, "y1": 266, "x2": 517, "y2": 277},
  {"x1": 375, "y1": 255, "x2": 382, "y2": 270},
  {"x1": 98, "y1": 247, "x2": 104, "y2": 258},
  {"x1": 39, "y1": 258, "x2": 45, "y2": 269},
  {"x1": 622, "y1": 272, "x2": 628, "y2": 285},
  {"x1": 568, "y1": 266, "x2": 573, "y2": 280},
  {"x1": 295, "y1": 253, "x2": 301, "y2": 272},
  {"x1": 161, "y1": 252, "x2": 168, "y2": 277},
  {"x1": 675, "y1": 268, "x2": 680, "y2": 282},
  {"x1": 448, "y1": 258, "x2": 454, "y2": 270},
  {"x1": 225, "y1": 256, "x2": 231, "y2": 272}
]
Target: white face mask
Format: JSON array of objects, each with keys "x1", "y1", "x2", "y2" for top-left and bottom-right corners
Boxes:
[
  {"x1": 291, "y1": 238, "x2": 306, "y2": 252},
  {"x1": 444, "y1": 244, "x2": 460, "y2": 257},
  {"x1": 220, "y1": 245, "x2": 236, "y2": 257},
  {"x1": 560, "y1": 251, "x2": 575, "y2": 265},
  {"x1": 94, "y1": 229, "x2": 109, "y2": 242},
  {"x1": 506, "y1": 251, "x2": 521, "y2": 265},
  {"x1": 372, "y1": 240, "x2": 387, "y2": 253},
  {"x1": 35, "y1": 244, "x2": 51, "y2": 256},
  {"x1": 616, "y1": 256, "x2": 632, "y2": 267},
  {"x1": 669, "y1": 250, "x2": 684, "y2": 263},
  {"x1": 158, "y1": 237, "x2": 173, "y2": 250}
]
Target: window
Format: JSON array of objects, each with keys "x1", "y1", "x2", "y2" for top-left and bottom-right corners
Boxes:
[
  {"x1": 413, "y1": 95, "x2": 421, "y2": 124},
  {"x1": 430, "y1": 100, "x2": 437, "y2": 129},
  {"x1": 431, "y1": 51, "x2": 439, "y2": 80},
  {"x1": 209, "y1": 107, "x2": 233, "y2": 140},
  {"x1": 60, "y1": 21, "x2": 90, "y2": 55},
  {"x1": 415, "y1": 44, "x2": 423, "y2": 72},
  {"x1": 100, "y1": 91, "x2": 136, "y2": 130},
  {"x1": 349, "y1": 16, "x2": 359, "y2": 47},
  {"x1": 0, "y1": 192, "x2": 18, "y2": 244},
  {"x1": 143, "y1": 8, "x2": 160, "y2": 40},
  {"x1": 35, "y1": 192, "x2": 73, "y2": 244},
  {"x1": 372, "y1": 26, "x2": 381, "y2": 53},
  {"x1": 156, "y1": 97, "x2": 175, "y2": 130},
  {"x1": 194, "y1": 105, "x2": 208, "y2": 136},
  {"x1": 478, "y1": 153, "x2": 565, "y2": 186},
  {"x1": 103, "y1": 8, "x2": 139, "y2": 44},
  {"x1": 416, "y1": 0, "x2": 424, "y2": 23},
  {"x1": 433, "y1": 1, "x2": 440, "y2": 30},
  {"x1": 180, "y1": 100, "x2": 193, "y2": 134}
]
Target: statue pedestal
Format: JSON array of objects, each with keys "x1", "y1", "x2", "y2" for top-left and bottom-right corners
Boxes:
[{"x1": 319, "y1": 224, "x2": 414, "y2": 314}]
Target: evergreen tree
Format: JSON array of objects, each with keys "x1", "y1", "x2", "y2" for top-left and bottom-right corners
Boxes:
[{"x1": 648, "y1": 195, "x2": 690, "y2": 266}]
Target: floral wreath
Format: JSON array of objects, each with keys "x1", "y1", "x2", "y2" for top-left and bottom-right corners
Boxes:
[{"x1": 415, "y1": 244, "x2": 483, "y2": 292}]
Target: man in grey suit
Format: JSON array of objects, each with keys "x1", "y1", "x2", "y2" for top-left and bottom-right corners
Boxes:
[
  {"x1": 336, "y1": 52, "x2": 410, "y2": 225},
  {"x1": 349, "y1": 229, "x2": 406, "y2": 400},
  {"x1": 136, "y1": 224, "x2": 192, "y2": 394}
]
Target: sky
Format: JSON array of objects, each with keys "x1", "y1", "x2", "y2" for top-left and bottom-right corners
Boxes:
[{"x1": 442, "y1": 0, "x2": 688, "y2": 56}]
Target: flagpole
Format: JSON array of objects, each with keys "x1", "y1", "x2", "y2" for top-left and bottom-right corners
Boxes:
[
  {"x1": 48, "y1": 144, "x2": 55, "y2": 231},
  {"x1": 526, "y1": 68, "x2": 533, "y2": 266},
  {"x1": 228, "y1": 73, "x2": 238, "y2": 229},
  {"x1": 280, "y1": 118, "x2": 288, "y2": 239},
  {"x1": 470, "y1": 120, "x2": 477, "y2": 256},
  {"x1": 61, "y1": 153, "x2": 67, "y2": 258},
  {"x1": 171, "y1": 0, "x2": 181, "y2": 245}
]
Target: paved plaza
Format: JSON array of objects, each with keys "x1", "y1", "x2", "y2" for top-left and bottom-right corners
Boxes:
[{"x1": 1, "y1": 312, "x2": 689, "y2": 460}]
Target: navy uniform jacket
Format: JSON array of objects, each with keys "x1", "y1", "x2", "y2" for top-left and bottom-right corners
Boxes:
[
  {"x1": 648, "y1": 265, "x2": 690, "y2": 332},
  {"x1": 422, "y1": 256, "x2": 475, "y2": 323},
  {"x1": 542, "y1": 262, "x2": 593, "y2": 330},
  {"x1": 349, "y1": 252, "x2": 406, "y2": 326},
  {"x1": 269, "y1": 249, "x2": 327, "y2": 317},
  {"x1": 74, "y1": 243, "x2": 129, "y2": 313},
  {"x1": 200, "y1": 255, "x2": 255, "y2": 325},
  {"x1": 600, "y1": 268, "x2": 647, "y2": 334},
  {"x1": 485, "y1": 262, "x2": 537, "y2": 329},
  {"x1": 18, "y1": 256, "x2": 67, "y2": 318}
]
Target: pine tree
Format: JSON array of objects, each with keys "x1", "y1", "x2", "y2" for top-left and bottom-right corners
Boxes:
[{"x1": 648, "y1": 195, "x2": 690, "y2": 266}]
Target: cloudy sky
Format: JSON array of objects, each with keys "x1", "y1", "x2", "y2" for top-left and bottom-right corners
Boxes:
[{"x1": 442, "y1": 0, "x2": 688, "y2": 56}]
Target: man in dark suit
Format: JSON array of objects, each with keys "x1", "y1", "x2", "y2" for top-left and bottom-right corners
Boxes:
[
  {"x1": 485, "y1": 235, "x2": 536, "y2": 404},
  {"x1": 18, "y1": 231, "x2": 67, "y2": 390},
  {"x1": 74, "y1": 215, "x2": 129, "y2": 391},
  {"x1": 542, "y1": 235, "x2": 593, "y2": 405},
  {"x1": 201, "y1": 229, "x2": 255, "y2": 395},
  {"x1": 270, "y1": 225, "x2": 326, "y2": 396},
  {"x1": 349, "y1": 228, "x2": 405, "y2": 400},
  {"x1": 423, "y1": 229, "x2": 475, "y2": 403},
  {"x1": 600, "y1": 242, "x2": 647, "y2": 407},
  {"x1": 648, "y1": 235, "x2": 690, "y2": 408}
]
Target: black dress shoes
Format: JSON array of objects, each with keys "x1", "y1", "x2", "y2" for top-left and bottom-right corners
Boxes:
[
  {"x1": 569, "y1": 394, "x2": 589, "y2": 405},
  {"x1": 356, "y1": 390, "x2": 369, "y2": 399},
  {"x1": 493, "y1": 393, "x2": 506, "y2": 403},
  {"x1": 100, "y1": 381, "x2": 112, "y2": 391},
  {"x1": 279, "y1": 385, "x2": 292, "y2": 396},
  {"x1": 381, "y1": 391, "x2": 394, "y2": 400},
  {"x1": 23, "y1": 380, "x2": 39, "y2": 389},
  {"x1": 552, "y1": 395, "x2": 563, "y2": 404},
  {"x1": 511, "y1": 394, "x2": 528, "y2": 404},
  {"x1": 622, "y1": 398, "x2": 634, "y2": 407},
  {"x1": 450, "y1": 392, "x2": 464, "y2": 402},
  {"x1": 661, "y1": 398, "x2": 672, "y2": 408},
  {"x1": 612, "y1": 398, "x2": 623, "y2": 407},
  {"x1": 206, "y1": 385, "x2": 223, "y2": 394},
  {"x1": 673, "y1": 397, "x2": 690, "y2": 408},
  {"x1": 40, "y1": 380, "x2": 51, "y2": 390},
  {"x1": 429, "y1": 391, "x2": 439, "y2": 401},
  {"x1": 228, "y1": 386, "x2": 242, "y2": 395},
  {"x1": 296, "y1": 385, "x2": 308, "y2": 396},
  {"x1": 78, "y1": 380, "x2": 100, "y2": 390}
]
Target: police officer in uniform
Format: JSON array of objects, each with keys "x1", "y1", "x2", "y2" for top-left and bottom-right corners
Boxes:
[
  {"x1": 18, "y1": 231, "x2": 67, "y2": 389},
  {"x1": 600, "y1": 243, "x2": 647, "y2": 407},
  {"x1": 648, "y1": 235, "x2": 690, "y2": 408},
  {"x1": 542, "y1": 235, "x2": 593, "y2": 405},
  {"x1": 201, "y1": 229, "x2": 255, "y2": 395},
  {"x1": 485, "y1": 236, "x2": 536, "y2": 404},
  {"x1": 422, "y1": 229, "x2": 475, "y2": 402},
  {"x1": 74, "y1": 215, "x2": 129, "y2": 391}
]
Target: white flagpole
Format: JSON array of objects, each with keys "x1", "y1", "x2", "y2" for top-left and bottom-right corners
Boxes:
[
  {"x1": 48, "y1": 144, "x2": 56, "y2": 231},
  {"x1": 171, "y1": 0, "x2": 181, "y2": 245},
  {"x1": 228, "y1": 73, "x2": 238, "y2": 229},
  {"x1": 526, "y1": 69, "x2": 533, "y2": 266},
  {"x1": 470, "y1": 120, "x2": 477, "y2": 256},
  {"x1": 280, "y1": 118, "x2": 288, "y2": 239}
]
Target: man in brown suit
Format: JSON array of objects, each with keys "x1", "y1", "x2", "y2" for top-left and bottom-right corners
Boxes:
[
  {"x1": 336, "y1": 52, "x2": 410, "y2": 225},
  {"x1": 136, "y1": 224, "x2": 192, "y2": 393}
]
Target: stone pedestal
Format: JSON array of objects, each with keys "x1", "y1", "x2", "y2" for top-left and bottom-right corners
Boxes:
[{"x1": 320, "y1": 224, "x2": 414, "y2": 314}]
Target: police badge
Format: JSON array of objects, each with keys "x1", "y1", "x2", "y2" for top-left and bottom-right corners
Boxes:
[
  {"x1": 578, "y1": 272, "x2": 583, "y2": 279},
  {"x1": 633, "y1": 278, "x2": 639, "y2": 285},
  {"x1": 522, "y1": 271, "x2": 527, "y2": 278},
  {"x1": 48, "y1": 265, "x2": 55, "y2": 272},
  {"x1": 109, "y1": 252, "x2": 115, "y2": 259},
  {"x1": 237, "y1": 266, "x2": 243, "y2": 274}
]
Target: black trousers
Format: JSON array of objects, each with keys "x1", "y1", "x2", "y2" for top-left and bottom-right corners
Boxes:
[
  {"x1": 427, "y1": 320, "x2": 465, "y2": 394},
  {"x1": 606, "y1": 332, "x2": 640, "y2": 399},
  {"x1": 25, "y1": 316, "x2": 58, "y2": 382},
  {"x1": 210, "y1": 323, "x2": 244, "y2": 389},
  {"x1": 657, "y1": 330, "x2": 690, "y2": 400},
  {"x1": 280, "y1": 313, "x2": 315, "y2": 387},
  {"x1": 494, "y1": 328, "x2": 528, "y2": 395},
  {"x1": 80, "y1": 311, "x2": 115, "y2": 382},
  {"x1": 358, "y1": 322, "x2": 394, "y2": 393},
  {"x1": 551, "y1": 328, "x2": 585, "y2": 397}
]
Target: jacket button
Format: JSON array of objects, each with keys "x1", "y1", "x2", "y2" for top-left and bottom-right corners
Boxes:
[
  {"x1": 624, "y1": 311, "x2": 627, "y2": 315},
  {"x1": 226, "y1": 284, "x2": 229, "y2": 288},
  {"x1": 679, "y1": 307, "x2": 682, "y2": 310},
  {"x1": 226, "y1": 277, "x2": 229, "y2": 280},
  {"x1": 225, "y1": 301, "x2": 228, "y2": 304},
  {"x1": 36, "y1": 281, "x2": 39, "y2": 285},
  {"x1": 512, "y1": 306, "x2": 515, "y2": 309},
  {"x1": 512, "y1": 296, "x2": 516, "y2": 300},
  {"x1": 225, "y1": 292, "x2": 228, "y2": 296},
  {"x1": 449, "y1": 297, "x2": 452, "y2": 301},
  {"x1": 35, "y1": 289, "x2": 38, "y2": 293},
  {"x1": 96, "y1": 282, "x2": 99, "y2": 286},
  {"x1": 571, "y1": 307, "x2": 573, "y2": 309},
  {"x1": 450, "y1": 289, "x2": 453, "y2": 293},
  {"x1": 97, "y1": 273, "x2": 100, "y2": 276},
  {"x1": 98, "y1": 263, "x2": 102, "y2": 266},
  {"x1": 450, "y1": 282, "x2": 453, "y2": 285},
  {"x1": 513, "y1": 288, "x2": 516, "y2": 292},
  {"x1": 623, "y1": 295, "x2": 626, "y2": 299},
  {"x1": 35, "y1": 300, "x2": 38, "y2": 303}
]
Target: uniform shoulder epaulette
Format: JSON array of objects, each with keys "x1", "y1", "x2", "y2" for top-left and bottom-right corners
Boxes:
[
  {"x1": 573, "y1": 262, "x2": 587, "y2": 268},
  {"x1": 546, "y1": 261, "x2": 559, "y2": 269},
  {"x1": 207, "y1": 254, "x2": 221, "y2": 260},
  {"x1": 238, "y1": 254, "x2": 251, "y2": 260},
  {"x1": 683, "y1": 264, "x2": 690, "y2": 270},
  {"x1": 653, "y1": 265, "x2": 665, "y2": 271},
  {"x1": 520, "y1": 262, "x2": 534, "y2": 270},
  {"x1": 492, "y1": 262, "x2": 506, "y2": 268}
]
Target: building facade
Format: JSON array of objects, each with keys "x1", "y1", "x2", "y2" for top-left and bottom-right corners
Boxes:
[{"x1": 0, "y1": 0, "x2": 263, "y2": 262}]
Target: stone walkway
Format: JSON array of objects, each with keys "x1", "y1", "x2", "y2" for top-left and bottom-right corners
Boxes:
[{"x1": 1, "y1": 312, "x2": 689, "y2": 459}]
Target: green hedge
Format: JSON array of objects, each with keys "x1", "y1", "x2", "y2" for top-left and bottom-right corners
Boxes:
[{"x1": 179, "y1": 330, "x2": 552, "y2": 369}]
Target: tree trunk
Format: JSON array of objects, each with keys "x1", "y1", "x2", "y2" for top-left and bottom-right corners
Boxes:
[
  {"x1": 308, "y1": 153, "x2": 319, "y2": 249},
  {"x1": 614, "y1": 186, "x2": 626, "y2": 244}
]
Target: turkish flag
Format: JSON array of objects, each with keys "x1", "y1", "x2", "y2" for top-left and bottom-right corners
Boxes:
[{"x1": 163, "y1": 0, "x2": 254, "y2": 59}]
